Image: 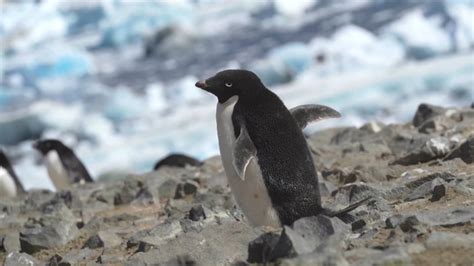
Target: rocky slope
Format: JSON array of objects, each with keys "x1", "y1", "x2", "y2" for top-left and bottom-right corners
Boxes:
[{"x1": 1, "y1": 103, "x2": 473, "y2": 266}]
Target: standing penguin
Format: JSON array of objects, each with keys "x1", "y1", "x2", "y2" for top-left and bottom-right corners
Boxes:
[
  {"x1": 33, "y1": 139, "x2": 93, "y2": 190},
  {"x1": 196, "y1": 69, "x2": 365, "y2": 227},
  {"x1": 0, "y1": 150, "x2": 25, "y2": 198}
]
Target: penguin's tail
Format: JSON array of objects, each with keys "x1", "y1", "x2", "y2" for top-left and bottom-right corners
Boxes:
[{"x1": 323, "y1": 197, "x2": 371, "y2": 224}]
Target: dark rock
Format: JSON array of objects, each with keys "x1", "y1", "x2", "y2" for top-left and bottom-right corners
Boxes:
[
  {"x1": 399, "y1": 216, "x2": 421, "y2": 232},
  {"x1": 444, "y1": 136, "x2": 474, "y2": 164},
  {"x1": 137, "y1": 241, "x2": 154, "y2": 253},
  {"x1": 3, "y1": 232, "x2": 21, "y2": 253},
  {"x1": 44, "y1": 191, "x2": 82, "y2": 211},
  {"x1": 391, "y1": 137, "x2": 450, "y2": 165},
  {"x1": 90, "y1": 179, "x2": 143, "y2": 206},
  {"x1": 386, "y1": 215, "x2": 403, "y2": 229},
  {"x1": 413, "y1": 103, "x2": 447, "y2": 127},
  {"x1": 174, "y1": 180, "x2": 199, "y2": 199},
  {"x1": 269, "y1": 215, "x2": 350, "y2": 261},
  {"x1": 133, "y1": 187, "x2": 160, "y2": 205},
  {"x1": 351, "y1": 219, "x2": 366, "y2": 231},
  {"x1": 430, "y1": 179, "x2": 446, "y2": 202},
  {"x1": 83, "y1": 235, "x2": 103, "y2": 249},
  {"x1": 21, "y1": 189, "x2": 55, "y2": 212},
  {"x1": 153, "y1": 154, "x2": 202, "y2": 170},
  {"x1": 4, "y1": 251, "x2": 39, "y2": 266},
  {"x1": 418, "y1": 116, "x2": 456, "y2": 133},
  {"x1": 247, "y1": 232, "x2": 281, "y2": 264},
  {"x1": 114, "y1": 180, "x2": 143, "y2": 205},
  {"x1": 47, "y1": 254, "x2": 63, "y2": 266},
  {"x1": 188, "y1": 205, "x2": 206, "y2": 221}
]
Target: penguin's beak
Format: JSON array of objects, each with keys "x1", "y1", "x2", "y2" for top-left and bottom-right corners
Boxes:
[{"x1": 195, "y1": 80, "x2": 208, "y2": 89}]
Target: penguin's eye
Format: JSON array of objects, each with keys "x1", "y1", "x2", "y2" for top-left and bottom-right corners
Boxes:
[{"x1": 225, "y1": 82, "x2": 233, "y2": 88}]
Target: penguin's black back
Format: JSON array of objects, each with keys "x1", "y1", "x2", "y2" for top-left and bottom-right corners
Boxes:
[
  {"x1": 55, "y1": 145, "x2": 94, "y2": 183},
  {"x1": 153, "y1": 154, "x2": 202, "y2": 170},
  {"x1": 232, "y1": 88, "x2": 322, "y2": 225}
]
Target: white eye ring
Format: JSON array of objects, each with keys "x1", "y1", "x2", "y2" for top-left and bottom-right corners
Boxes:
[{"x1": 225, "y1": 82, "x2": 233, "y2": 88}]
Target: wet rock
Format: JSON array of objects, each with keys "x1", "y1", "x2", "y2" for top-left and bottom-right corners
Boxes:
[
  {"x1": 426, "y1": 232, "x2": 474, "y2": 249},
  {"x1": 2, "y1": 232, "x2": 21, "y2": 253},
  {"x1": 413, "y1": 103, "x2": 447, "y2": 127},
  {"x1": 4, "y1": 251, "x2": 39, "y2": 266},
  {"x1": 188, "y1": 205, "x2": 206, "y2": 222},
  {"x1": 444, "y1": 136, "x2": 474, "y2": 164}
]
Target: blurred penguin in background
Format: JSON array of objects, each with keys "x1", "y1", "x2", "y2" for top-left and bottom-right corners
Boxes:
[
  {"x1": 0, "y1": 149, "x2": 25, "y2": 198},
  {"x1": 33, "y1": 139, "x2": 93, "y2": 190},
  {"x1": 153, "y1": 153, "x2": 203, "y2": 170}
]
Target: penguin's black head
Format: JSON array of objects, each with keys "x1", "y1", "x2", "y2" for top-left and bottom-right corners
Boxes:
[
  {"x1": 33, "y1": 139, "x2": 65, "y2": 155},
  {"x1": 195, "y1": 69, "x2": 265, "y2": 103},
  {"x1": 0, "y1": 149, "x2": 11, "y2": 168}
]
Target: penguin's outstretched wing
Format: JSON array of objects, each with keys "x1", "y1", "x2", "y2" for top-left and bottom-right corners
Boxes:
[
  {"x1": 323, "y1": 197, "x2": 371, "y2": 224},
  {"x1": 59, "y1": 153, "x2": 94, "y2": 183},
  {"x1": 232, "y1": 124, "x2": 257, "y2": 181},
  {"x1": 290, "y1": 104, "x2": 341, "y2": 130}
]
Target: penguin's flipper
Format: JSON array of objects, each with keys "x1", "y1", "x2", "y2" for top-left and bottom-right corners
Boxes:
[
  {"x1": 232, "y1": 125, "x2": 257, "y2": 181},
  {"x1": 323, "y1": 197, "x2": 371, "y2": 224},
  {"x1": 290, "y1": 104, "x2": 341, "y2": 129}
]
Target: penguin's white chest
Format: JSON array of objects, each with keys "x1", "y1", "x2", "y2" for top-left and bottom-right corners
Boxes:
[
  {"x1": 216, "y1": 96, "x2": 281, "y2": 228},
  {"x1": 0, "y1": 167, "x2": 17, "y2": 198},
  {"x1": 45, "y1": 151, "x2": 70, "y2": 191}
]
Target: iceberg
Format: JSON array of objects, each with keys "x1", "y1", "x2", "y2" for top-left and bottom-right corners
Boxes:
[{"x1": 383, "y1": 9, "x2": 451, "y2": 58}]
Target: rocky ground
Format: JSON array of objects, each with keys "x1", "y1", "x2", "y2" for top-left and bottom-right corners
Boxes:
[{"x1": 1, "y1": 103, "x2": 473, "y2": 266}]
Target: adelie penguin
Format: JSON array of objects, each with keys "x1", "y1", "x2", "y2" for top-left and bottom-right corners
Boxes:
[
  {"x1": 33, "y1": 139, "x2": 93, "y2": 190},
  {"x1": 196, "y1": 69, "x2": 367, "y2": 228},
  {"x1": 0, "y1": 150, "x2": 25, "y2": 198},
  {"x1": 153, "y1": 153, "x2": 203, "y2": 171}
]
